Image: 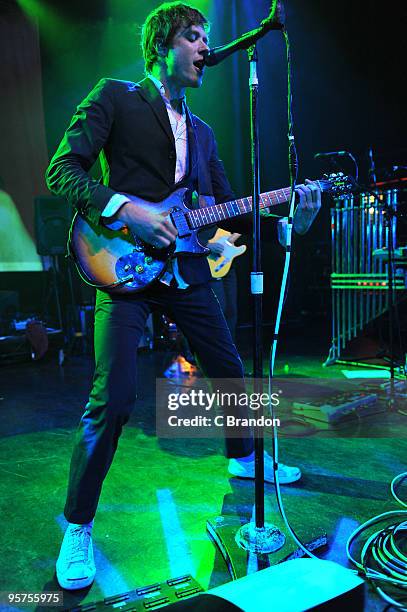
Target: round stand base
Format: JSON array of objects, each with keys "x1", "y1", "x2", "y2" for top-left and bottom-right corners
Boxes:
[
  {"x1": 207, "y1": 516, "x2": 327, "y2": 580},
  {"x1": 235, "y1": 522, "x2": 285, "y2": 554}
]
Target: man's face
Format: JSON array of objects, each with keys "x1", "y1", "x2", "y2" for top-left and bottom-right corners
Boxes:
[{"x1": 165, "y1": 24, "x2": 209, "y2": 89}]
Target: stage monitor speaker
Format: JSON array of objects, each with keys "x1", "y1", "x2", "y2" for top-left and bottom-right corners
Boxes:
[
  {"x1": 209, "y1": 558, "x2": 365, "y2": 611},
  {"x1": 34, "y1": 196, "x2": 71, "y2": 256}
]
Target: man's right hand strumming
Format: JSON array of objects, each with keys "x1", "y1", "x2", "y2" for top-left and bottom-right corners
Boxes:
[{"x1": 110, "y1": 202, "x2": 178, "y2": 249}]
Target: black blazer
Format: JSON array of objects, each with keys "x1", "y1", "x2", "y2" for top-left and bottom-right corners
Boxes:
[{"x1": 46, "y1": 77, "x2": 245, "y2": 284}]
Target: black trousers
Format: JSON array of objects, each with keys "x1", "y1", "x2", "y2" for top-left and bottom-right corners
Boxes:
[
  {"x1": 210, "y1": 268, "x2": 238, "y2": 343},
  {"x1": 64, "y1": 281, "x2": 254, "y2": 524}
]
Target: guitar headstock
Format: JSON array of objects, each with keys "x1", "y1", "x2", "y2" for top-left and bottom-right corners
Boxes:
[{"x1": 317, "y1": 173, "x2": 354, "y2": 199}]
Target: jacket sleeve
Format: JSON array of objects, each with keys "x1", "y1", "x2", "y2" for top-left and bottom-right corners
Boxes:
[{"x1": 45, "y1": 78, "x2": 117, "y2": 226}]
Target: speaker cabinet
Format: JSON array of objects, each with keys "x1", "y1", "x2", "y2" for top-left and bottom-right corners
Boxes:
[{"x1": 34, "y1": 196, "x2": 71, "y2": 255}]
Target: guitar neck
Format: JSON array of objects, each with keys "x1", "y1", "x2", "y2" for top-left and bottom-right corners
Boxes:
[{"x1": 186, "y1": 187, "x2": 292, "y2": 230}]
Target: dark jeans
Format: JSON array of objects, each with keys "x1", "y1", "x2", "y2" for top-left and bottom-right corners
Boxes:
[
  {"x1": 65, "y1": 281, "x2": 253, "y2": 524},
  {"x1": 210, "y1": 268, "x2": 238, "y2": 342}
]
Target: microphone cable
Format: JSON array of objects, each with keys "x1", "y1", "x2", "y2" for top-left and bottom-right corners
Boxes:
[{"x1": 266, "y1": 27, "x2": 322, "y2": 560}]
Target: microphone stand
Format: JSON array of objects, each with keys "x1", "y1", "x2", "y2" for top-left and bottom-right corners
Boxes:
[
  {"x1": 248, "y1": 44, "x2": 265, "y2": 531},
  {"x1": 369, "y1": 151, "x2": 397, "y2": 381},
  {"x1": 384, "y1": 199, "x2": 396, "y2": 381},
  {"x1": 206, "y1": 5, "x2": 327, "y2": 579},
  {"x1": 233, "y1": 45, "x2": 285, "y2": 554},
  {"x1": 207, "y1": 44, "x2": 286, "y2": 577}
]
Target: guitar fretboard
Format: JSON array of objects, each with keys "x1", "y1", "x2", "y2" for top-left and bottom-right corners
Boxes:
[{"x1": 186, "y1": 187, "x2": 292, "y2": 229}]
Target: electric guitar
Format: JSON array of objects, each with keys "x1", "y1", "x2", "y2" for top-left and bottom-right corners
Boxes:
[
  {"x1": 208, "y1": 229, "x2": 246, "y2": 278},
  {"x1": 69, "y1": 173, "x2": 352, "y2": 294}
]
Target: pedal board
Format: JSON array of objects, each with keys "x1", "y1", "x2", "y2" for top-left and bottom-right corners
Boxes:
[
  {"x1": 293, "y1": 392, "x2": 379, "y2": 427},
  {"x1": 64, "y1": 575, "x2": 204, "y2": 611}
]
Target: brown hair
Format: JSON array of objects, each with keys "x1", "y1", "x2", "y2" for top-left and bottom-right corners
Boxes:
[{"x1": 141, "y1": 2, "x2": 209, "y2": 73}]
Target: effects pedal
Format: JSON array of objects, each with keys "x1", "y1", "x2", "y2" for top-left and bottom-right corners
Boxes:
[{"x1": 293, "y1": 392, "x2": 379, "y2": 427}]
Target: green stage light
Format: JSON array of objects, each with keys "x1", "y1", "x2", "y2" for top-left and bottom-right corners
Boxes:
[{"x1": 16, "y1": 0, "x2": 66, "y2": 43}]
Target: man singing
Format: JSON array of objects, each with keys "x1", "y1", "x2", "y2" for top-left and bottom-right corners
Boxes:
[{"x1": 46, "y1": 1, "x2": 321, "y2": 590}]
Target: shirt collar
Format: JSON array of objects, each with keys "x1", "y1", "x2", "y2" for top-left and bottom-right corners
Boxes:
[{"x1": 147, "y1": 74, "x2": 186, "y2": 109}]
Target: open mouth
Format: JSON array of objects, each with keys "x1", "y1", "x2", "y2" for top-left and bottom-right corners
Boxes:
[{"x1": 193, "y1": 59, "x2": 205, "y2": 74}]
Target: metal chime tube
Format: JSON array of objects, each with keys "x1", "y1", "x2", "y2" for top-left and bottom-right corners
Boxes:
[{"x1": 328, "y1": 188, "x2": 400, "y2": 364}]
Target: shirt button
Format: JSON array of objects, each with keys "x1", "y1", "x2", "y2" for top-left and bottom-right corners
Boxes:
[{"x1": 169, "y1": 151, "x2": 175, "y2": 160}]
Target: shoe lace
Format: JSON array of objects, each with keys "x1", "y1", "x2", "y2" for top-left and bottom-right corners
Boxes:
[{"x1": 68, "y1": 526, "x2": 91, "y2": 563}]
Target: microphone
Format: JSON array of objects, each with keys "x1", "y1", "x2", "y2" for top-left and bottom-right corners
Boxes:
[
  {"x1": 203, "y1": 1, "x2": 284, "y2": 67},
  {"x1": 314, "y1": 151, "x2": 349, "y2": 159},
  {"x1": 315, "y1": 150, "x2": 359, "y2": 182}
]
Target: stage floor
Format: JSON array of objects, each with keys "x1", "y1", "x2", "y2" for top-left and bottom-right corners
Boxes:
[{"x1": 0, "y1": 344, "x2": 406, "y2": 611}]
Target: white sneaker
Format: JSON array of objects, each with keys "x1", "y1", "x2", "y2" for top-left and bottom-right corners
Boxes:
[
  {"x1": 228, "y1": 452, "x2": 301, "y2": 484},
  {"x1": 56, "y1": 522, "x2": 96, "y2": 590}
]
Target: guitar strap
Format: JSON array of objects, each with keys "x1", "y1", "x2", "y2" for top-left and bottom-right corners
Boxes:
[
  {"x1": 184, "y1": 105, "x2": 217, "y2": 244},
  {"x1": 184, "y1": 104, "x2": 208, "y2": 208}
]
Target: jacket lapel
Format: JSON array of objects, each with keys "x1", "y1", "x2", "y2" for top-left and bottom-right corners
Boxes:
[
  {"x1": 185, "y1": 105, "x2": 199, "y2": 190},
  {"x1": 137, "y1": 77, "x2": 175, "y2": 146}
]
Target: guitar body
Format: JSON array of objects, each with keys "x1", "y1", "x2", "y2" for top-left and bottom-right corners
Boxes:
[
  {"x1": 69, "y1": 174, "x2": 351, "y2": 294},
  {"x1": 69, "y1": 188, "x2": 209, "y2": 294},
  {"x1": 208, "y1": 229, "x2": 247, "y2": 278}
]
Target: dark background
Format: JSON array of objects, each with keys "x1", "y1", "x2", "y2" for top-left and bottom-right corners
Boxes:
[{"x1": 1, "y1": 0, "x2": 406, "y2": 340}]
